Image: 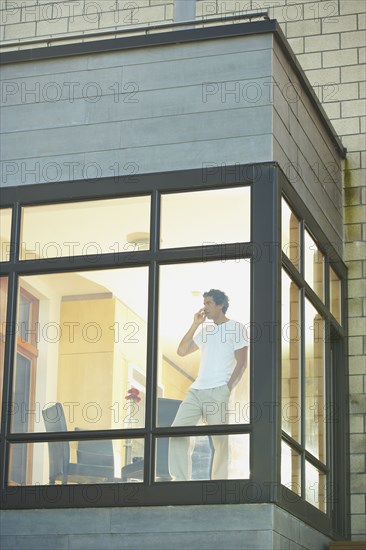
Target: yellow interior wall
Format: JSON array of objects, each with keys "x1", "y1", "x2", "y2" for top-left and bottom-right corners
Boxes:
[{"x1": 58, "y1": 297, "x2": 116, "y2": 430}]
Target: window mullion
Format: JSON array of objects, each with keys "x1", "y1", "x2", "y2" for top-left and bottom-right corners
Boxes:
[{"x1": 144, "y1": 190, "x2": 160, "y2": 485}]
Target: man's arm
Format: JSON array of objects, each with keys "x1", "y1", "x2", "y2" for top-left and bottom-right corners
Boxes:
[
  {"x1": 227, "y1": 347, "x2": 248, "y2": 391},
  {"x1": 177, "y1": 309, "x2": 205, "y2": 356}
]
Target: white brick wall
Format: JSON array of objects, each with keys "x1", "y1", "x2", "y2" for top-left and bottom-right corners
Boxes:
[{"x1": 0, "y1": 0, "x2": 175, "y2": 42}]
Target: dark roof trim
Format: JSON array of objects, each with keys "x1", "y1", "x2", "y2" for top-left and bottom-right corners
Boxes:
[
  {"x1": 0, "y1": 19, "x2": 346, "y2": 159},
  {"x1": 0, "y1": 19, "x2": 276, "y2": 64},
  {"x1": 0, "y1": 12, "x2": 269, "y2": 49}
]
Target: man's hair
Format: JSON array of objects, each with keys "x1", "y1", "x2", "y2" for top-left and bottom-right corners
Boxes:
[{"x1": 203, "y1": 289, "x2": 229, "y2": 314}]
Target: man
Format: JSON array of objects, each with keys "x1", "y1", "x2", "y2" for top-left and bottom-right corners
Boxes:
[{"x1": 169, "y1": 289, "x2": 248, "y2": 481}]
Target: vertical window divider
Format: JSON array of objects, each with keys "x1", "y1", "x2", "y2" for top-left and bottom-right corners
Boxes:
[
  {"x1": 250, "y1": 164, "x2": 280, "y2": 501},
  {"x1": 300, "y1": 287, "x2": 306, "y2": 500},
  {"x1": 324, "y1": 255, "x2": 330, "y2": 312},
  {"x1": 325, "y1": 322, "x2": 333, "y2": 518},
  {"x1": 144, "y1": 190, "x2": 160, "y2": 485},
  {"x1": 0, "y1": 202, "x2": 21, "y2": 488}
]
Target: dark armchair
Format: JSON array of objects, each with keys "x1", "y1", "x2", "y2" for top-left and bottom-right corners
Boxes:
[{"x1": 42, "y1": 403, "x2": 115, "y2": 484}]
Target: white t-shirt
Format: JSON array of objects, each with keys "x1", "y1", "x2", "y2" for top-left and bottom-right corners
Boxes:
[{"x1": 191, "y1": 320, "x2": 249, "y2": 390}]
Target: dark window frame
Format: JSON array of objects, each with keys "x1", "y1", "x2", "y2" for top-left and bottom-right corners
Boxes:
[
  {"x1": 0, "y1": 163, "x2": 348, "y2": 539},
  {"x1": 279, "y1": 167, "x2": 348, "y2": 537}
]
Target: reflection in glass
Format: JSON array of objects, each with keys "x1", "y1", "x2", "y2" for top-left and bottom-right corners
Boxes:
[
  {"x1": 304, "y1": 230, "x2": 324, "y2": 301},
  {"x1": 20, "y1": 196, "x2": 150, "y2": 260},
  {"x1": 281, "y1": 271, "x2": 301, "y2": 442},
  {"x1": 12, "y1": 268, "x2": 148, "y2": 436},
  {"x1": 330, "y1": 267, "x2": 341, "y2": 324},
  {"x1": 281, "y1": 199, "x2": 300, "y2": 270},
  {"x1": 0, "y1": 278, "x2": 8, "y2": 421},
  {"x1": 281, "y1": 441, "x2": 301, "y2": 495},
  {"x1": 156, "y1": 433, "x2": 250, "y2": 481},
  {"x1": 305, "y1": 461, "x2": 326, "y2": 513},
  {"x1": 158, "y1": 261, "x2": 250, "y2": 428},
  {"x1": 8, "y1": 438, "x2": 144, "y2": 485},
  {"x1": 0, "y1": 209, "x2": 12, "y2": 262},
  {"x1": 160, "y1": 187, "x2": 250, "y2": 249},
  {"x1": 305, "y1": 300, "x2": 325, "y2": 463}
]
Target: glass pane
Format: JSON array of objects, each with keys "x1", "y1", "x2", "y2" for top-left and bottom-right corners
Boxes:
[
  {"x1": 0, "y1": 208, "x2": 12, "y2": 261},
  {"x1": 281, "y1": 441, "x2": 301, "y2": 496},
  {"x1": 330, "y1": 267, "x2": 341, "y2": 324},
  {"x1": 304, "y1": 230, "x2": 324, "y2": 301},
  {"x1": 305, "y1": 461, "x2": 326, "y2": 513},
  {"x1": 8, "y1": 438, "x2": 144, "y2": 485},
  {"x1": 157, "y1": 260, "x2": 250, "y2": 427},
  {"x1": 281, "y1": 199, "x2": 300, "y2": 270},
  {"x1": 20, "y1": 196, "x2": 150, "y2": 260},
  {"x1": 11, "y1": 267, "x2": 148, "y2": 432},
  {"x1": 157, "y1": 433, "x2": 250, "y2": 481},
  {"x1": 18, "y1": 295, "x2": 31, "y2": 342},
  {"x1": 281, "y1": 271, "x2": 301, "y2": 442},
  {"x1": 305, "y1": 300, "x2": 326, "y2": 463},
  {"x1": 0, "y1": 278, "x2": 8, "y2": 422},
  {"x1": 160, "y1": 187, "x2": 250, "y2": 249}
]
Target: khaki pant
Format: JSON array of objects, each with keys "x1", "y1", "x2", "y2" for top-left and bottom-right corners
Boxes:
[{"x1": 168, "y1": 385, "x2": 230, "y2": 481}]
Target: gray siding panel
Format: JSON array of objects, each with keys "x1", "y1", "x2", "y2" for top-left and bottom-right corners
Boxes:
[
  {"x1": 1, "y1": 106, "x2": 272, "y2": 160},
  {"x1": 67, "y1": 531, "x2": 272, "y2": 550},
  {"x1": 0, "y1": 134, "x2": 273, "y2": 187},
  {"x1": 0, "y1": 505, "x2": 331, "y2": 550},
  {"x1": 0, "y1": 48, "x2": 272, "y2": 108},
  {"x1": 1, "y1": 76, "x2": 274, "y2": 133},
  {"x1": 273, "y1": 137, "x2": 342, "y2": 252},
  {"x1": 1, "y1": 38, "x2": 274, "y2": 186},
  {"x1": 272, "y1": 41, "x2": 343, "y2": 249}
]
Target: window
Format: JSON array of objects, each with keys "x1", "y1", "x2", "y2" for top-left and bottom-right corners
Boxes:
[
  {"x1": 20, "y1": 196, "x2": 151, "y2": 260},
  {"x1": 304, "y1": 229, "x2": 324, "y2": 302},
  {"x1": 0, "y1": 209, "x2": 12, "y2": 262},
  {"x1": 329, "y1": 267, "x2": 342, "y2": 324},
  {"x1": 281, "y1": 198, "x2": 300, "y2": 271},
  {"x1": 0, "y1": 165, "x2": 347, "y2": 538},
  {"x1": 280, "y1": 192, "x2": 346, "y2": 520},
  {"x1": 0, "y1": 277, "x2": 8, "y2": 422}
]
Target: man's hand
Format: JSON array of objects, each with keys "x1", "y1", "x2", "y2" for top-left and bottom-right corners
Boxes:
[
  {"x1": 177, "y1": 310, "x2": 203, "y2": 356},
  {"x1": 193, "y1": 308, "x2": 206, "y2": 325},
  {"x1": 227, "y1": 347, "x2": 248, "y2": 391}
]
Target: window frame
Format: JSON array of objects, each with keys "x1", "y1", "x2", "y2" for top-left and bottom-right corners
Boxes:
[
  {"x1": 279, "y1": 168, "x2": 348, "y2": 537},
  {"x1": 0, "y1": 163, "x2": 348, "y2": 539}
]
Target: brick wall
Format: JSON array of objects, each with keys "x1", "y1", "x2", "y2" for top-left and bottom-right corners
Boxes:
[{"x1": 0, "y1": 0, "x2": 174, "y2": 45}]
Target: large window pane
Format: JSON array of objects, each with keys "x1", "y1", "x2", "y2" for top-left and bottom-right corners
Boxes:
[
  {"x1": 11, "y1": 268, "x2": 148, "y2": 434},
  {"x1": 157, "y1": 260, "x2": 250, "y2": 482},
  {"x1": 305, "y1": 300, "x2": 326, "y2": 463},
  {"x1": 281, "y1": 199, "x2": 300, "y2": 270},
  {"x1": 160, "y1": 187, "x2": 250, "y2": 249},
  {"x1": 0, "y1": 209, "x2": 12, "y2": 261},
  {"x1": 281, "y1": 441, "x2": 301, "y2": 496},
  {"x1": 305, "y1": 461, "x2": 326, "y2": 513},
  {"x1": 330, "y1": 267, "x2": 341, "y2": 324},
  {"x1": 8, "y1": 438, "x2": 144, "y2": 486},
  {"x1": 158, "y1": 260, "x2": 250, "y2": 427},
  {"x1": 0, "y1": 277, "x2": 8, "y2": 422},
  {"x1": 304, "y1": 230, "x2": 324, "y2": 301},
  {"x1": 281, "y1": 270, "x2": 301, "y2": 442},
  {"x1": 20, "y1": 196, "x2": 150, "y2": 260},
  {"x1": 156, "y1": 433, "x2": 250, "y2": 481}
]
